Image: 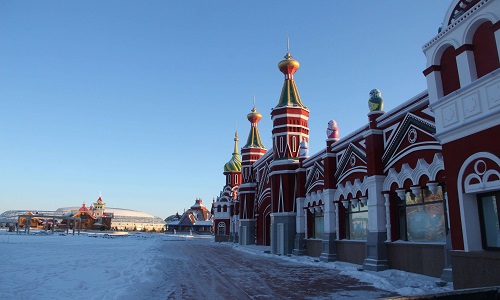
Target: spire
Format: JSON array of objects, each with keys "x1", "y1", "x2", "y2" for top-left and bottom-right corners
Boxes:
[
  {"x1": 276, "y1": 37, "x2": 306, "y2": 108},
  {"x1": 244, "y1": 98, "x2": 266, "y2": 149},
  {"x1": 224, "y1": 132, "x2": 242, "y2": 172}
]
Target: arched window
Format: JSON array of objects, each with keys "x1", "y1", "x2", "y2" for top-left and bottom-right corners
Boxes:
[
  {"x1": 440, "y1": 46, "x2": 461, "y2": 96},
  {"x1": 223, "y1": 205, "x2": 227, "y2": 212},
  {"x1": 397, "y1": 186, "x2": 446, "y2": 242},
  {"x1": 473, "y1": 21, "x2": 500, "y2": 78},
  {"x1": 217, "y1": 222, "x2": 226, "y2": 235}
]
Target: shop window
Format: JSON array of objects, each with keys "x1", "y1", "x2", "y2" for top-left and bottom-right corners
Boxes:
[
  {"x1": 217, "y1": 222, "x2": 226, "y2": 235},
  {"x1": 477, "y1": 192, "x2": 500, "y2": 250},
  {"x1": 313, "y1": 209, "x2": 324, "y2": 239},
  {"x1": 398, "y1": 186, "x2": 446, "y2": 242},
  {"x1": 345, "y1": 200, "x2": 368, "y2": 240}
]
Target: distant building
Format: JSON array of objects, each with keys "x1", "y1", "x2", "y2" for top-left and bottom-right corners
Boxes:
[
  {"x1": 166, "y1": 198, "x2": 213, "y2": 234},
  {"x1": 66, "y1": 197, "x2": 113, "y2": 230},
  {"x1": 213, "y1": 0, "x2": 500, "y2": 290},
  {"x1": 1, "y1": 195, "x2": 165, "y2": 232}
]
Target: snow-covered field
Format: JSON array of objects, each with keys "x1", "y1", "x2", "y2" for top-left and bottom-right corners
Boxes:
[{"x1": 0, "y1": 230, "x2": 453, "y2": 299}]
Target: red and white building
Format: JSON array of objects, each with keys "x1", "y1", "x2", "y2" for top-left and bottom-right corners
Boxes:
[{"x1": 213, "y1": 0, "x2": 500, "y2": 289}]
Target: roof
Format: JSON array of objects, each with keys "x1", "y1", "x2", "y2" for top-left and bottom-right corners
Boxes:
[{"x1": 224, "y1": 132, "x2": 242, "y2": 172}]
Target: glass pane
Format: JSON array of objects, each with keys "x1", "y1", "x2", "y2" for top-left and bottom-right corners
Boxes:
[
  {"x1": 406, "y1": 202, "x2": 446, "y2": 242},
  {"x1": 424, "y1": 186, "x2": 444, "y2": 203},
  {"x1": 481, "y1": 196, "x2": 500, "y2": 248},
  {"x1": 349, "y1": 211, "x2": 368, "y2": 240},
  {"x1": 406, "y1": 191, "x2": 422, "y2": 205},
  {"x1": 314, "y1": 216, "x2": 324, "y2": 239}
]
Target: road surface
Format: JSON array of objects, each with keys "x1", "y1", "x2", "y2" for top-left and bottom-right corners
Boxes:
[{"x1": 150, "y1": 237, "x2": 398, "y2": 300}]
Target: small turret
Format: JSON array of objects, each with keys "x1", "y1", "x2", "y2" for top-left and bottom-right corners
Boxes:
[{"x1": 223, "y1": 132, "x2": 242, "y2": 172}]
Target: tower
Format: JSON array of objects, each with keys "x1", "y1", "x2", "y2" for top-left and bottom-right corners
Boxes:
[
  {"x1": 213, "y1": 132, "x2": 242, "y2": 242},
  {"x1": 93, "y1": 195, "x2": 106, "y2": 219},
  {"x1": 269, "y1": 48, "x2": 310, "y2": 255},
  {"x1": 239, "y1": 103, "x2": 267, "y2": 245}
]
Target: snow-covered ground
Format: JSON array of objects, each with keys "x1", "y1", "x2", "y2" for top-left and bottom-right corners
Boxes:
[{"x1": 0, "y1": 230, "x2": 453, "y2": 299}]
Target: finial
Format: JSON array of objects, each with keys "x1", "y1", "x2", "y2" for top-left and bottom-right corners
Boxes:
[
  {"x1": 253, "y1": 95, "x2": 256, "y2": 108},
  {"x1": 286, "y1": 32, "x2": 290, "y2": 53}
]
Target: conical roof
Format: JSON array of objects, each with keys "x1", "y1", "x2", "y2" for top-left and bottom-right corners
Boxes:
[
  {"x1": 276, "y1": 52, "x2": 306, "y2": 108},
  {"x1": 243, "y1": 107, "x2": 266, "y2": 149}
]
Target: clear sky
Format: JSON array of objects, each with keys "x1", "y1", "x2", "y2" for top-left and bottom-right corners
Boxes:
[{"x1": 0, "y1": 1, "x2": 452, "y2": 219}]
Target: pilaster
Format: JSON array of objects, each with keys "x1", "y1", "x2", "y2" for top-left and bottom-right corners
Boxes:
[
  {"x1": 363, "y1": 175, "x2": 389, "y2": 271},
  {"x1": 319, "y1": 188, "x2": 338, "y2": 262},
  {"x1": 456, "y1": 46, "x2": 477, "y2": 86},
  {"x1": 293, "y1": 197, "x2": 306, "y2": 255}
]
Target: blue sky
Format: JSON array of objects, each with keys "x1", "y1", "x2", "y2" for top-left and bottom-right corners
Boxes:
[{"x1": 0, "y1": 1, "x2": 451, "y2": 219}]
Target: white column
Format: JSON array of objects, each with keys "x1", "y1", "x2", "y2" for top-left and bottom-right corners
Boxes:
[
  {"x1": 295, "y1": 197, "x2": 305, "y2": 234},
  {"x1": 456, "y1": 50, "x2": 477, "y2": 86},
  {"x1": 383, "y1": 193, "x2": 391, "y2": 242},
  {"x1": 367, "y1": 175, "x2": 387, "y2": 234},
  {"x1": 494, "y1": 29, "x2": 500, "y2": 62},
  {"x1": 335, "y1": 202, "x2": 339, "y2": 240},
  {"x1": 425, "y1": 70, "x2": 443, "y2": 105},
  {"x1": 323, "y1": 189, "x2": 336, "y2": 235}
]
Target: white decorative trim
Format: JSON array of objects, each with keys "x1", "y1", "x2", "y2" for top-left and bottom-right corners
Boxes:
[
  {"x1": 383, "y1": 153, "x2": 445, "y2": 191},
  {"x1": 464, "y1": 159, "x2": 500, "y2": 193},
  {"x1": 486, "y1": 80, "x2": 500, "y2": 109},
  {"x1": 457, "y1": 152, "x2": 500, "y2": 251},
  {"x1": 333, "y1": 176, "x2": 369, "y2": 200},
  {"x1": 305, "y1": 190, "x2": 324, "y2": 207},
  {"x1": 423, "y1": 0, "x2": 492, "y2": 50},
  {"x1": 462, "y1": 91, "x2": 482, "y2": 119}
]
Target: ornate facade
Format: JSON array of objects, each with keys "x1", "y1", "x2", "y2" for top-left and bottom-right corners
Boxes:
[{"x1": 213, "y1": 0, "x2": 500, "y2": 290}]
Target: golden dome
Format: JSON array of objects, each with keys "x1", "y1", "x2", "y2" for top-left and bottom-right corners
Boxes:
[
  {"x1": 247, "y1": 107, "x2": 262, "y2": 123},
  {"x1": 278, "y1": 53, "x2": 300, "y2": 75}
]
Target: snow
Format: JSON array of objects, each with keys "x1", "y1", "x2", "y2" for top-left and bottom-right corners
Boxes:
[
  {"x1": 0, "y1": 230, "x2": 453, "y2": 299},
  {"x1": 231, "y1": 244, "x2": 454, "y2": 297}
]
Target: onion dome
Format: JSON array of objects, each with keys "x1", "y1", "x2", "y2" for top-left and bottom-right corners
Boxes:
[
  {"x1": 276, "y1": 52, "x2": 306, "y2": 108},
  {"x1": 368, "y1": 89, "x2": 384, "y2": 112},
  {"x1": 243, "y1": 107, "x2": 266, "y2": 149},
  {"x1": 278, "y1": 53, "x2": 300, "y2": 78},
  {"x1": 224, "y1": 132, "x2": 242, "y2": 172}
]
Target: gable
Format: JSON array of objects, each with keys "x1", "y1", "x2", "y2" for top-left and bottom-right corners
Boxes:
[
  {"x1": 382, "y1": 113, "x2": 441, "y2": 172},
  {"x1": 335, "y1": 143, "x2": 367, "y2": 183}
]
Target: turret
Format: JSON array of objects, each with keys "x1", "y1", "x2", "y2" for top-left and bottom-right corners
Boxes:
[{"x1": 223, "y1": 132, "x2": 242, "y2": 189}]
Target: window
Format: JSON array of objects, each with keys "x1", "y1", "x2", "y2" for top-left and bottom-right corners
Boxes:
[
  {"x1": 398, "y1": 186, "x2": 446, "y2": 242},
  {"x1": 313, "y1": 209, "x2": 324, "y2": 239},
  {"x1": 345, "y1": 200, "x2": 368, "y2": 240},
  {"x1": 292, "y1": 136, "x2": 297, "y2": 153},
  {"x1": 217, "y1": 222, "x2": 226, "y2": 235},
  {"x1": 235, "y1": 174, "x2": 238, "y2": 185},
  {"x1": 478, "y1": 192, "x2": 500, "y2": 250}
]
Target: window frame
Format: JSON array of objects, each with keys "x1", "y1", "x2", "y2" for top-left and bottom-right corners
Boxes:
[
  {"x1": 397, "y1": 186, "x2": 448, "y2": 243},
  {"x1": 477, "y1": 191, "x2": 500, "y2": 251}
]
